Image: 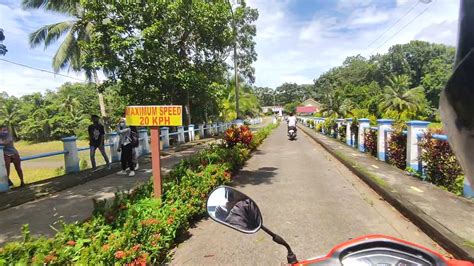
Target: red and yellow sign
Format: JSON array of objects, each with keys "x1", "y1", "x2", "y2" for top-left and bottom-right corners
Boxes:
[{"x1": 125, "y1": 105, "x2": 182, "y2": 126}]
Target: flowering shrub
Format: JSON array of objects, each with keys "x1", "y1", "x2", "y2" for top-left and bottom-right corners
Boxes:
[
  {"x1": 364, "y1": 128, "x2": 377, "y2": 157},
  {"x1": 224, "y1": 125, "x2": 253, "y2": 147},
  {"x1": 419, "y1": 129, "x2": 464, "y2": 195},
  {"x1": 0, "y1": 124, "x2": 277, "y2": 265},
  {"x1": 387, "y1": 123, "x2": 407, "y2": 170},
  {"x1": 316, "y1": 123, "x2": 323, "y2": 133}
]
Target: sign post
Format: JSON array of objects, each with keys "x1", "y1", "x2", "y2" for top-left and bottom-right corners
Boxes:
[{"x1": 125, "y1": 105, "x2": 182, "y2": 198}]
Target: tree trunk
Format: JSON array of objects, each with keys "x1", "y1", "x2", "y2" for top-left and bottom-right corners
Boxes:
[
  {"x1": 92, "y1": 71, "x2": 109, "y2": 131},
  {"x1": 234, "y1": 45, "x2": 240, "y2": 119},
  {"x1": 185, "y1": 89, "x2": 192, "y2": 125}
]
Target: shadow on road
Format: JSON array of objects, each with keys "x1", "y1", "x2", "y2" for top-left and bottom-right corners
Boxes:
[{"x1": 233, "y1": 167, "x2": 277, "y2": 187}]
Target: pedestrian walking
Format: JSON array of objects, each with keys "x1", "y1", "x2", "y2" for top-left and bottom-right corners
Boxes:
[
  {"x1": 88, "y1": 115, "x2": 110, "y2": 170},
  {"x1": 0, "y1": 125, "x2": 25, "y2": 187},
  {"x1": 116, "y1": 120, "x2": 138, "y2": 177}
]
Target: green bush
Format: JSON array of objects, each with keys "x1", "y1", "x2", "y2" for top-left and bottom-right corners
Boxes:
[
  {"x1": 419, "y1": 129, "x2": 464, "y2": 195},
  {"x1": 364, "y1": 128, "x2": 377, "y2": 157},
  {"x1": 387, "y1": 123, "x2": 407, "y2": 170},
  {"x1": 350, "y1": 119, "x2": 359, "y2": 147},
  {"x1": 338, "y1": 125, "x2": 346, "y2": 142},
  {"x1": 0, "y1": 124, "x2": 278, "y2": 265}
]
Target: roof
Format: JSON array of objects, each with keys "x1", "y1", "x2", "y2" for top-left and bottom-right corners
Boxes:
[
  {"x1": 296, "y1": 106, "x2": 317, "y2": 113},
  {"x1": 301, "y1": 98, "x2": 321, "y2": 107}
]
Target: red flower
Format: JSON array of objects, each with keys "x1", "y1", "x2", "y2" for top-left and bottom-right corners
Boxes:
[
  {"x1": 140, "y1": 218, "x2": 159, "y2": 226},
  {"x1": 115, "y1": 250, "x2": 125, "y2": 259},
  {"x1": 167, "y1": 217, "x2": 174, "y2": 225},
  {"x1": 66, "y1": 240, "x2": 76, "y2": 246},
  {"x1": 132, "y1": 244, "x2": 141, "y2": 252},
  {"x1": 44, "y1": 254, "x2": 57, "y2": 263},
  {"x1": 102, "y1": 244, "x2": 110, "y2": 251}
]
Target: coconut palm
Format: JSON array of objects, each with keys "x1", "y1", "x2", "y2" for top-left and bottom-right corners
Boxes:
[
  {"x1": 22, "y1": 0, "x2": 107, "y2": 119},
  {"x1": 378, "y1": 75, "x2": 426, "y2": 119},
  {"x1": 0, "y1": 98, "x2": 20, "y2": 138}
]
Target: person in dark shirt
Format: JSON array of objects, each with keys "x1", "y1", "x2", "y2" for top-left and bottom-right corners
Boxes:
[{"x1": 88, "y1": 115, "x2": 110, "y2": 170}]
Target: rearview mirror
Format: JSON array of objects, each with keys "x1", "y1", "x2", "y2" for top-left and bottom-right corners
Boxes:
[{"x1": 207, "y1": 186, "x2": 263, "y2": 234}]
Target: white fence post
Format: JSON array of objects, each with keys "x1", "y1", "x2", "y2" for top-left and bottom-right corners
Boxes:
[
  {"x1": 0, "y1": 146, "x2": 9, "y2": 192},
  {"x1": 161, "y1": 127, "x2": 170, "y2": 148},
  {"x1": 178, "y1": 126, "x2": 185, "y2": 144},
  {"x1": 346, "y1": 118, "x2": 352, "y2": 146},
  {"x1": 198, "y1": 124, "x2": 205, "y2": 138},
  {"x1": 358, "y1": 119, "x2": 370, "y2": 152},
  {"x1": 188, "y1": 124, "x2": 195, "y2": 141},
  {"x1": 336, "y1": 119, "x2": 344, "y2": 138},
  {"x1": 377, "y1": 119, "x2": 394, "y2": 161},
  {"x1": 138, "y1": 129, "x2": 150, "y2": 155},
  {"x1": 406, "y1": 121, "x2": 429, "y2": 172},
  {"x1": 62, "y1": 136, "x2": 80, "y2": 174}
]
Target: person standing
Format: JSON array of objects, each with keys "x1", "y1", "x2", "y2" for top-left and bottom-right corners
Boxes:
[
  {"x1": 88, "y1": 115, "x2": 110, "y2": 170},
  {"x1": 116, "y1": 120, "x2": 137, "y2": 177},
  {"x1": 0, "y1": 125, "x2": 25, "y2": 187}
]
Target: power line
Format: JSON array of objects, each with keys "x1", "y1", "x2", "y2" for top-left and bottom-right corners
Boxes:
[
  {"x1": 366, "y1": 1, "x2": 420, "y2": 49},
  {"x1": 0, "y1": 58, "x2": 86, "y2": 82},
  {"x1": 369, "y1": 0, "x2": 435, "y2": 55}
]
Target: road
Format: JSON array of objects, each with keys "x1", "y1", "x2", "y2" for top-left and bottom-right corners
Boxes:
[{"x1": 171, "y1": 124, "x2": 448, "y2": 265}]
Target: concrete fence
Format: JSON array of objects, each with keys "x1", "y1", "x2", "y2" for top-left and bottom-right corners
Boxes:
[
  {"x1": 0, "y1": 118, "x2": 262, "y2": 192},
  {"x1": 298, "y1": 116, "x2": 473, "y2": 198}
]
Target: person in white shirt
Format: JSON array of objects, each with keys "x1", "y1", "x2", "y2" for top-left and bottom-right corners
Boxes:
[{"x1": 287, "y1": 112, "x2": 297, "y2": 135}]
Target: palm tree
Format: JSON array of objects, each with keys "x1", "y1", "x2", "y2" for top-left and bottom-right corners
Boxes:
[
  {"x1": 0, "y1": 98, "x2": 20, "y2": 138},
  {"x1": 378, "y1": 75, "x2": 426, "y2": 119},
  {"x1": 22, "y1": 0, "x2": 107, "y2": 120}
]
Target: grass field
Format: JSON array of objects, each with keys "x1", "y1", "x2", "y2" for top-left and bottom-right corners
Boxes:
[{"x1": 8, "y1": 140, "x2": 109, "y2": 187}]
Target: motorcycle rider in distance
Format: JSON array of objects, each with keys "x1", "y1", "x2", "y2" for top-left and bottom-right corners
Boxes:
[{"x1": 287, "y1": 112, "x2": 297, "y2": 136}]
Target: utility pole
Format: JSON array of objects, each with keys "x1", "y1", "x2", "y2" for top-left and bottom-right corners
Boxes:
[{"x1": 228, "y1": 0, "x2": 240, "y2": 119}]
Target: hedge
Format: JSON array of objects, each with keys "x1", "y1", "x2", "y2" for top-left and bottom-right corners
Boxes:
[
  {"x1": 364, "y1": 128, "x2": 377, "y2": 157},
  {"x1": 419, "y1": 129, "x2": 464, "y2": 195},
  {"x1": 0, "y1": 123, "x2": 279, "y2": 265}
]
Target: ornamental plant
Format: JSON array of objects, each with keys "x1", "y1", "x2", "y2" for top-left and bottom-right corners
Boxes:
[
  {"x1": 387, "y1": 123, "x2": 407, "y2": 170},
  {"x1": 223, "y1": 125, "x2": 253, "y2": 147},
  {"x1": 338, "y1": 125, "x2": 346, "y2": 143},
  {"x1": 350, "y1": 119, "x2": 359, "y2": 147},
  {"x1": 364, "y1": 128, "x2": 377, "y2": 157},
  {"x1": 419, "y1": 129, "x2": 464, "y2": 195}
]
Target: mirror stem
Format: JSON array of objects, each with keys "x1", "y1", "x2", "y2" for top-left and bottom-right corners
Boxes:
[{"x1": 261, "y1": 225, "x2": 298, "y2": 264}]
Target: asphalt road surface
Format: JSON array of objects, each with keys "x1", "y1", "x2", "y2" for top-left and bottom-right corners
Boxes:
[{"x1": 171, "y1": 124, "x2": 448, "y2": 265}]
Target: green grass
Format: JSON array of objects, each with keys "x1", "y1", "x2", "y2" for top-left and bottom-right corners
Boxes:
[{"x1": 8, "y1": 140, "x2": 109, "y2": 187}]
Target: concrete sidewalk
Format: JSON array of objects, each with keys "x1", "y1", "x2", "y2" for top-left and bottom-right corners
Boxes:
[
  {"x1": 0, "y1": 139, "x2": 215, "y2": 246},
  {"x1": 298, "y1": 125, "x2": 474, "y2": 261}
]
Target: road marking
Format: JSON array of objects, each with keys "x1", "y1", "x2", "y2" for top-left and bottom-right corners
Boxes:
[{"x1": 371, "y1": 165, "x2": 379, "y2": 169}]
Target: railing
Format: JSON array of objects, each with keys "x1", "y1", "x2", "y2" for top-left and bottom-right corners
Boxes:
[
  {"x1": 0, "y1": 118, "x2": 262, "y2": 192},
  {"x1": 297, "y1": 116, "x2": 471, "y2": 198}
]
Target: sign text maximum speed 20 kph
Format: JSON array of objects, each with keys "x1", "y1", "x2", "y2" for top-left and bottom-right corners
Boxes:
[{"x1": 125, "y1": 105, "x2": 182, "y2": 126}]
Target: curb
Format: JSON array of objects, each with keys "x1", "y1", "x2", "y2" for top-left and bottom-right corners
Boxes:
[{"x1": 298, "y1": 125, "x2": 474, "y2": 261}]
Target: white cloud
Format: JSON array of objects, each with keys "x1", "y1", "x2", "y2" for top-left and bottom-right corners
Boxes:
[
  {"x1": 247, "y1": 0, "x2": 458, "y2": 89},
  {"x1": 348, "y1": 6, "x2": 390, "y2": 27}
]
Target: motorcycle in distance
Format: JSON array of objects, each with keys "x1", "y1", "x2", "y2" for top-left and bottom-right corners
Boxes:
[
  {"x1": 206, "y1": 186, "x2": 473, "y2": 266},
  {"x1": 288, "y1": 127, "x2": 297, "y2": 140}
]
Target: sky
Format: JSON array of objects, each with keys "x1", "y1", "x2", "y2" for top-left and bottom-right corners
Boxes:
[{"x1": 0, "y1": 0, "x2": 459, "y2": 97}]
